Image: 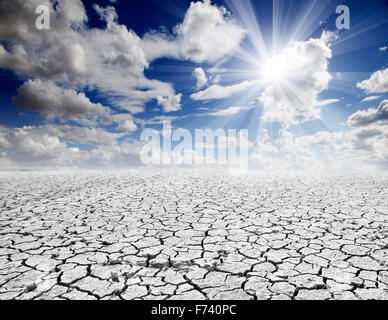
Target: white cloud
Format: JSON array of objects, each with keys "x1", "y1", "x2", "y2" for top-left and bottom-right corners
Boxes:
[
  {"x1": 44, "y1": 125, "x2": 126, "y2": 146},
  {"x1": 93, "y1": 4, "x2": 148, "y2": 74},
  {"x1": 175, "y1": 0, "x2": 245, "y2": 63},
  {"x1": 12, "y1": 79, "x2": 112, "y2": 125},
  {"x1": 347, "y1": 100, "x2": 388, "y2": 127},
  {"x1": 141, "y1": 0, "x2": 245, "y2": 64},
  {"x1": 191, "y1": 80, "x2": 260, "y2": 100},
  {"x1": 193, "y1": 67, "x2": 207, "y2": 90},
  {"x1": 0, "y1": 125, "x2": 142, "y2": 169},
  {"x1": 254, "y1": 129, "x2": 278, "y2": 154},
  {"x1": 362, "y1": 96, "x2": 381, "y2": 102},
  {"x1": 200, "y1": 105, "x2": 254, "y2": 116},
  {"x1": 250, "y1": 123, "x2": 388, "y2": 172},
  {"x1": 357, "y1": 68, "x2": 388, "y2": 93},
  {"x1": 276, "y1": 128, "x2": 294, "y2": 152},
  {"x1": 143, "y1": 115, "x2": 187, "y2": 125},
  {"x1": 56, "y1": 0, "x2": 89, "y2": 28},
  {"x1": 315, "y1": 99, "x2": 340, "y2": 107},
  {"x1": 0, "y1": 126, "x2": 79, "y2": 167},
  {"x1": 320, "y1": 30, "x2": 339, "y2": 43},
  {"x1": 295, "y1": 131, "x2": 343, "y2": 148},
  {"x1": 156, "y1": 93, "x2": 182, "y2": 112},
  {"x1": 0, "y1": 132, "x2": 10, "y2": 149},
  {"x1": 341, "y1": 125, "x2": 388, "y2": 157},
  {"x1": 259, "y1": 35, "x2": 333, "y2": 126},
  {"x1": 208, "y1": 106, "x2": 244, "y2": 116},
  {"x1": 212, "y1": 74, "x2": 221, "y2": 84},
  {"x1": 116, "y1": 120, "x2": 137, "y2": 132},
  {"x1": 379, "y1": 46, "x2": 387, "y2": 52}
]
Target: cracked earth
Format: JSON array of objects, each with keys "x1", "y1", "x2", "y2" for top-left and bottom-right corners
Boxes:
[{"x1": 0, "y1": 170, "x2": 387, "y2": 300}]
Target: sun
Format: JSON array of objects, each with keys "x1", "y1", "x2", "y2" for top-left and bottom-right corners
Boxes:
[{"x1": 260, "y1": 54, "x2": 286, "y2": 83}]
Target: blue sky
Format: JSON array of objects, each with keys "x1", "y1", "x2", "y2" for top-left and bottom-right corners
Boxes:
[{"x1": 0, "y1": 0, "x2": 387, "y2": 170}]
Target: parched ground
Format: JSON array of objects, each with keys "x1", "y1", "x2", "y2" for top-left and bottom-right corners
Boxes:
[{"x1": 0, "y1": 170, "x2": 387, "y2": 300}]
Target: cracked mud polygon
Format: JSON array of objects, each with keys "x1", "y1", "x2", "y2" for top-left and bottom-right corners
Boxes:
[{"x1": 0, "y1": 170, "x2": 387, "y2": 300}]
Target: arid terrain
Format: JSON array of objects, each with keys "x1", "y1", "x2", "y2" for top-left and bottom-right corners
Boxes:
[{"x1": 0, "y1": 170, "x2": 387, "y2": 300}]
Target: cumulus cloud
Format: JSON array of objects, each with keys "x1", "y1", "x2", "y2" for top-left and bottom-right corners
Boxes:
[
  {"x1": 342, "y1": 125, "x2": 388, "y2": 154},
  {"x1": 357, "y1": 68, "x2": 388, "y2": 93},
  {"x1": 259, "y1": 34, "x2": 333, "y2": 126},
  {"x1": 156, "y1": 94, "x2": 182, "y2": 112},
  {"x1": 249, "y1": 123, "x2": 388, "y2": 172},
  {"x1": 56, "y1": 0, "x2": 88, "y2": 28},
  {"x1": 174, "y1": 0, "x2": 245, "y2": 63},
  {"x1": 350, "y1": 125, "x2": 386, "y2": 141},
  {"x1": 379, "y1": 46, "x2": 387, "y2": 52},
  {"x1": 295, "y1": 131, "x2": 343, "y2": 148},
  {"x1": 0, "y1": 125, "x2": 142, "y2": 169},
  {"x1": 0, "y1": 129, "x2": 10, "y2": 149},
  {"x1": 272, "y1": 128, "x2": 331, "y2": 168},
  {"x1": 320, "y1": 30, "x2": 339, "y2": 43},
  {"x1": 191, "y1": 80, "x2": 260, "y2": 100},
  {"x1": 141, "y1": 0, "x2": 245, "y2": 63},
  {"x1": 254, "y1": 129, "x2": 278, "y2": 154},
  {"x1": 0, "y1": 0, "x2": 88, "y2": 80},
  {"x1": 347, "y1": 100, "x2": 388, "y2": 127},
  {"x1": 44, "y1": 125, "x2": 126, "y2": 146},
  {"x1": 0, "y1": 126, "x2": 79, "y2": 167},
  {"x1": 276, "y1": 128, "x2": 294, "y2": 152},
  {"x1": 116, "y1": 120, "x2": 137, "y2": 132},
  {"x1": 193, "y1": 67, "x2": 207, "y2": 90},
  {"x1": 12, "y1": 79, "x2": 112, "y2": 124},
  {"x1": 93, "y1": 4, "x2": 148, "y2": 74}
]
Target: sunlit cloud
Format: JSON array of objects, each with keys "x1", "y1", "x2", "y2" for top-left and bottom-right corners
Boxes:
[{"x1": 357, "y1": 68, "x2": 388, "y2": 94}]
